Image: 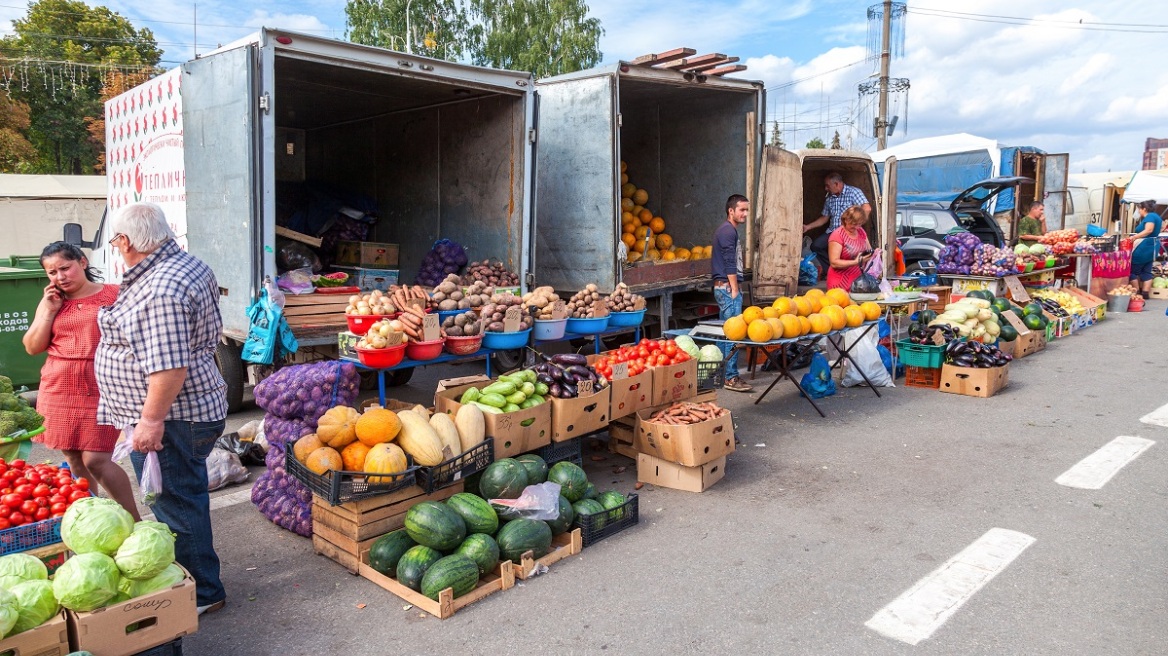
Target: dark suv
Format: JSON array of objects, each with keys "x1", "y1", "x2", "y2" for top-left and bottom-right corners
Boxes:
[{"x1": 896, "y1": 176, "x2": 1032, "y2": 274}]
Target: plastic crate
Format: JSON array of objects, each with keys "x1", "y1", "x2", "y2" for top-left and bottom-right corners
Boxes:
[
  {"x1": 894, "y1": 340, "x2": 945, "y2": 369},
  {"x1": 416, "y1": 438, "x2": 495, "y2": 493},
  {"x1": 0, "y1": 516, "x2": 62, "y2": 556},
  {"x1": 695, "y1": 359, "x2": 726, "y2": 391},
  {"x1": 904, "y1": 365, "x2": 943, "y2": 389},
  {"x1": 285, "y1": 441, "x2": 418, "y2": 506},
  {"x1": 574, "y1": 493, "x2": 639, "y2": 548},
  {"x1": 536, "y1": 437, "x2": 582, "y2": 467}
]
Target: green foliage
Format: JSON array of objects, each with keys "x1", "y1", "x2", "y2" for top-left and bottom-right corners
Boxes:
[
  {"x1": 0, "y1": 88, "x2": 37, "y2": 172},
  {"x1": 805, "y1": 137, "x2": 826, "y2": 149},
  {"x1": 345, "y1": 0, "x2": 469, "y2": 60},
  {"x1": 467, "y1": 0, "x2": 603, "y2": 78},
  {"x1": 0, "y1": 376, "x2": 12, "y2": 395},
  {"x1": 0, "y1": 412, "x2": 18, "y2": 438},
  {"x1": 768, "y1": 125, "x2": 784, "y2": 148},
  {"x1": 0, "y1": 0, "x2": 162, "y2": 173}
]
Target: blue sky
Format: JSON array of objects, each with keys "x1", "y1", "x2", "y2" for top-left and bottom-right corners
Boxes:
[{"x1": 3, "y1": 1, "x2": 1166, "y2": 171}]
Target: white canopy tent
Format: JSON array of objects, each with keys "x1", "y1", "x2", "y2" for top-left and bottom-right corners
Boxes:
[{"x1": 1123, "y1": 169, "x2": 1168, "y2": 204}]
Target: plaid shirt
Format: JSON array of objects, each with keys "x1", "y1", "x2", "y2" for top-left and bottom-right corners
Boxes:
[
  {"x1": 822, "y1": 183, "x2": 869, "y2": 230},
  {"x1": 96, "y1": 240, "x2": 228, "y2": 426}
]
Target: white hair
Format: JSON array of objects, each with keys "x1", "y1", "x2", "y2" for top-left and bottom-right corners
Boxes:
[{"x1": 112, "y1": 202, "x2": 176, "y2": 253}]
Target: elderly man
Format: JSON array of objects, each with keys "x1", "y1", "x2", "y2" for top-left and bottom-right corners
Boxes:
[
  {"x1": 96, "y1": 202, "x2": 228, "y2": 616},
  {"x1": 804, "y1": 172, "x2": 872, "y2": 274}
]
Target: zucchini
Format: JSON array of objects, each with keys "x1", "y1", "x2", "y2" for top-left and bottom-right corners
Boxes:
[
  {"x1": 502, "y1": 403, "x2": 521, "y2": 413},
  {"x1": 470, "y1": 401, "x2": 503, "y2": 414},
  {"x1": 520, "y1": 382, "x2": 536, "y2": 397},
  {"x1": 505, "y1": 391, "x2": 528, "y2": 405},
  {"x1": 478, "y1": 392, "x2": 508, "y2": 408},
  {"x1": 482, "y1": 381, "x2": 517, "y2": 397},
  {"x1": 460, "y1": 387, "x2": 481, "y2": 404},
  {"x1": 534, "y1": 382, "x2": 549, "y2": 396}
]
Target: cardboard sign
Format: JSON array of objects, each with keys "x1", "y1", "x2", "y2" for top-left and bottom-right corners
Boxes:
[
  {"x1": 504, "y1": 306, "x2": 523, "y2": 333},
  {"x1": 577, "y1": 379, "x2": 595, "y2": 396},
  {"x1": 385, "y1": 331, "x2": 404, "y2": 346},
  {"x1": 632, "y1": 296, "x2": 646, "y2": 311},
  {"x1": 403, "y1": 297, "x2": 426, "y2": 312},
  {"x1": 610, "y1": 362, "x2": 629, "y2": 380},
  {"x1": 1001, "y1": 310, "x2": 1031, "y2": 335},
  {"x1": 931, "y1": 329, "x2": 947, "y2": 346},
  {"x1": 550, "y1": 300, "x2": 568, "y2": 320},
  {"x1": 1004, "y1": 276, "x2": 1030, "y2": 303},
  {"x1": 592, "y1": 300, "x2": 610, "y2": 318},
  {"x1": 422, "y1": 313, "x2": 441, "y2": 342}
]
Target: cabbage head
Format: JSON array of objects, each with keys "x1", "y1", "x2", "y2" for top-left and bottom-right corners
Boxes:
[
  {"x1": 1152, "y1": 277, "x2": 1168, "y2": 289},
  {"x1": 674, "y1": 335, "x2": 701, "y2": 359},
  {"x1": 0, "y1": 587, "x2": 17, "y2": 639},
  {"x1": 114, "y1": 525, "x2": 175, "y2": 580},
  {"x1": 61, "y1": 497, "x2": 134, "y2": 555},
  {"x1": 0, "y1": 553, "x2": 47, "y2": 590},
  {"x1": 8, "y1": 580, "x2": 57, "y2": 634},
  {"x1": 698, "y1": 345, "x2": 724, "y2": 362},
  {"x1": 131, "y1": 521, "x2": 174, "y2": 539},
  {"x1": 118, "y1": 563, "x2": 185, "y2": 600},
  {"x1": 51, "y1": 553, "x2": 120, "y2": 612}
]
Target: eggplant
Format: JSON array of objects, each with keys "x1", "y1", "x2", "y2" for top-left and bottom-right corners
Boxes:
[
  {"x1": 552, "y1": 353, "x2": 588, "y2": 366},
  {"x1": 953, "y1": 354, "x2": 976, "y2": 367},
  {"x1": 549, "y1": 383, "x2": 564, "y2": 398},
  {"x1": 548, "y1": 366, "x2": 566, "y2": 382},
  {"x1": 536, "y1": 372, "x2": 556, "y2": 386},
  {"x1": 564, "y1": 364, "x2": 591, "y2": 379},
  {"x1": 947, "y1": 341, "x2": 968, "y2": 358},
  {"x1": 562, "y1": 382, "x2": 578, "y2": 397}
]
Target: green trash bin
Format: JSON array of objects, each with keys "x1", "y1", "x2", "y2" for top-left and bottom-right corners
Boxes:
[
  {"x1": 8, "y1": 255, "x2": 43, "y2": 271},
  {"x1": 0, "y1": 266, "x2": 48, "y2": 389}
]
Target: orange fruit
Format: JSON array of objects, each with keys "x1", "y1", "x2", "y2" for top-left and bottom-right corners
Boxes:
[
  {"x1": 792, "y1": 297, "x2": 812, "y2": 317},
  {"x1": 621, "y1": 183, "x2": 636, "y2": 199},
  {"x1": 635, "y1": 225, "x2": 649, "y2": 240},
  {"x1": 808, "y1": 313, "x2": 832, "y2": 334},
  {"x1": 860, "y1": 301, "x2": 882, "y2": 321},
  {"x1": 797, "y1": 315, "x2": 812, "y2": 335},
  {"x1": 621, "y1": 198, "x2": 635, "y2": 213},
  {"x1": 621, "y1": 233, "x2": 636, "y2": 248},
  {"x1": 779, "y1": 314, "x2": 801, "y2": 339},
  {"x1": 645, "y1": 248, "x2": 661, "y2": 261},
  {"x1": 823, "y1": 305, "x2": 847, "y2": 331},
  {"x1": 341, "y1": 441, "x2": 371, "y2": 472},
  {"x1": 620, "y1": 160, "x2": 628, "y2": 172},
  {"x1": 633, "y1": 189, "x2": 649, "y2": 205},
  {"x1": 723, "y1": 316, "x2": 748, "y2": 341},
  {"x1": 621, "y1": 173, "x2": 629, "y2": 185},
  {"x1": 631, "y1": 239, "x2": 646, "y2": 253},
  {"x1": 772, "y1": 297, "x2": 793, "y2": 315},
  {"x1": 742, "y1": 306, "x2": 765, "y2": 324},
  {"x1": 673, "y1": 247, "x2": 691, "y2": 261},
  {"x1": 747, "y1": 319, "x2": 773, "y2": 343},
  {"x1": 638, "y1": 208, "x2": 653, "y2": 224},
  {"x1": 623, "y1": 222, "x2": 637, "y2": 236},
  {"x1": 655, "y1": 234, "x2": 673, "y2": 250},
  {"x1": 649, "y1": 217, "x2": 666, "y2": 234},
  {"x1": 661, "y1": 250, "x2": 677, "y2": 261},
  {"x1": 844, "y1": 305, "x2": 865, "y2": 327},
  {"x1": 627, "y1": 251, "x2": 642, "y2": 263}
]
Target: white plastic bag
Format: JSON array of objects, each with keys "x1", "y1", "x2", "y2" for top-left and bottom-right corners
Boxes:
[
  {"x1": 206, "y1": 447, "x2": 250, "y2": 491},
  {"x1": 489, "y1": 482, "x2": 562, "y2": 521},
  {"x1": 840, "y1": 329, "x2": 894, "y2": 388},
  {"x1": 113, "y1": 427, "x2": 164, "y2": 505}
]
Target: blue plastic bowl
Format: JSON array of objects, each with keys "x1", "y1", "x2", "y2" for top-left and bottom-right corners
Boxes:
[
  {"x1": 606, "y1": 309, "x2": 646, "y2": 327},
  {"x1": 436, "y1": 309, "x2": 464, "y2": 325},
  {"x1": 565, "y1": 316, "x2": 610, "y2": 335},
  {"x1": 481, "y1": 328, "x2": 532, "y2": 350},
  {"x1": 533, "y1": 318, "x2": 568, "y2": 341}
]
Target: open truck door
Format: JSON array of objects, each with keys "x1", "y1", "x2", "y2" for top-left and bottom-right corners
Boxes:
[
  {"x1": 752, "y1": 146, "x2": 804, "y2": 298},
  {"x1": 1043, "y1": 153, "x2": 1069, "y2": 230},
  {"x1": 880, "y1": 156, "x2": 898, "y2": 277}
]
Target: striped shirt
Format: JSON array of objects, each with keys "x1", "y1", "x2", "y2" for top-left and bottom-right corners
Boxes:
[
  {"x1": 96, "y1": 240, "x2": 228, "y2": 426},
  {"x1": 822, "y1": 184, "x2": 869, "y2": 230}
]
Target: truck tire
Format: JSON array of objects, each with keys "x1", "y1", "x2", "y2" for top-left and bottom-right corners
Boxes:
[
  {"x1": 215, "y1": 340, "x2": 246, "y2": 414},
  {"x1": 491, "y1": 349, "x2": 524, "y2": 373},
  {"x1": 387, "y1": 368, "x2": 414, "y2": 387}
]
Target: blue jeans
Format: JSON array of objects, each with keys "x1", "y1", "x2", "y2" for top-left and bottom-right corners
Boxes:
[
  {"x1": 132, "y1": 419, "x2": 226, "y2": 607},
  {"x1": 714, "y1": 286, "x2": 743, "y2": 380}
]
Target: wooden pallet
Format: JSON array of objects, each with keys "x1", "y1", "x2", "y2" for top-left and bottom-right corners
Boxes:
[
  {"x1": 511, "y1": 529, "x2": 582, "y2": 580},
  {"x1": 630, "y1": 47, "x2": 747, "y2": 76},
  {"x1": 312, "y1": 483, "x2": 464, "y2": 574},
  {"x1": 283, "y1": 293, "x2": 349, "y2": 330},
  {"x1": 359, "y1": 557, "x2": 514, "y2": 620}
]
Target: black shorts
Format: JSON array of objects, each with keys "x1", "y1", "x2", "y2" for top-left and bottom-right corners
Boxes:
[{"x1": 1131, "y1": 259, "x2": 1154, "y2": 282}]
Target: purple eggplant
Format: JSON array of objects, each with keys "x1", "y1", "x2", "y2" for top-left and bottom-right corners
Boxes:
[{"x1": 552, "y1": 353, "x2": 588, "y2": 366}]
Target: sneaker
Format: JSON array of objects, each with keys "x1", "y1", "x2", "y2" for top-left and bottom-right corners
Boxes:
[
  {"x1": 724, "y1": 377, "x2": 753, "y2": 393},
  {"x1": 197, "y1": 600, "x2": 226, "y2": 616}
]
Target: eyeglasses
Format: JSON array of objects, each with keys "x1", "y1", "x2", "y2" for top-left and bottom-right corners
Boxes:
[{"x1": 108, "y1": 233, "x2": 125, "y2": 246}]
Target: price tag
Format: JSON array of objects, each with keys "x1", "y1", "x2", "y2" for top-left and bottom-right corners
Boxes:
[
  {"x1": 1004, "y1": 276, "x2": 1030, "y2": 303},
  {"x1": 550, "y1": 300, "x2": 568, "y2": 320},
  {"x1": 422, "y1": 313, "x2": 441, "y2": 342},
  {"x1": 931, "y1": 329, "x2": 947, "y2": 346},
  {"x1": 1001, "y1": 309, "x2": 1030, "y2": 335},
  {"x1": 577, "y1": 379, "x2": 595, "y2": 396},
  {"x1": 610, "y1": 362, "x2": 629, "y2": 380},
  {"x1": 384, "y1": 331, "x2": 404, "y2": 346},
  {"x1": 403, "y1": 297, "x2": 426, "y2": 312},
  {"x1": 632, "y1": 296, "x2": 646, "y2": 311},
  {"x1": 504, "y1": 306, "x2": 523, "y2": 333},
  {"x1": 592, "y1": 300, "x2": 610, "y2": 318}
]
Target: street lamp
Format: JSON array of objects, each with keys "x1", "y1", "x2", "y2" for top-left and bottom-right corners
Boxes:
[{"x1": 405, "y1": 0, "x2": 415, "y2": 53}]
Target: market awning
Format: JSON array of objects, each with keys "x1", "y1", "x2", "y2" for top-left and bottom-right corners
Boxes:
[{"x1": 1122, "y1": 169, "x2": 1168, "y2": 204}]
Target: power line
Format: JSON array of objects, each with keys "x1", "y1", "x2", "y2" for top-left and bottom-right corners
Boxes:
[
  {"x1": 911, "y1": 6, "x2": 1168, "y2": 29},
  {"x1": 907, "y1": 7, "x2": 1168, "y2": 34},
  {"x1": 766, "y1": 57, "x2": 873, "y2": 92},
  {"x1": 0, "y1": 2, "x2": 343, "y2": 34}
]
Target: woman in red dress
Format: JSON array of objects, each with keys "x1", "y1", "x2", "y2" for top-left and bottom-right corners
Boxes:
[
  {"x1": 22, "y1": 242, "x2": 140, "y2": 520},
  {"x1": 827, "y1": 206, "x2": 874, "y2": 292}
]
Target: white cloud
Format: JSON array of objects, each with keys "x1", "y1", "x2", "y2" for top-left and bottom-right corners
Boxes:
[{"x1": 244, "y1": 10, "x2": 330, "y2": 34}]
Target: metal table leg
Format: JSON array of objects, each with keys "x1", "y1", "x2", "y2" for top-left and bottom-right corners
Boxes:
[
  {"x1": 753, "y1": 339, "x2": 827, "y2": 417},
  {"x1": 826, "y1": 323, "x2": 882, "y2": 397},
  {"x1": 378, "y1": 369, "x2": 387, "y2": 406}
]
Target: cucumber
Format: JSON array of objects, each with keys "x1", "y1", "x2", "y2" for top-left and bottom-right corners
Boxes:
[
  {"x1": 478, "y1": 392, "x2": 508, "y2": 408},
  {"x1": 534, "y1": 382, "x2": 549, "y2": 396},
  {"x1": 520, "y1": 382, "x2": 535, "y2": 397},
  {"x1": 505, "y1": 391, "x2": 528, "y2": 405},
  {"x1": 482, "y1": 381, "x2": 517, "y2": 397},
  {"x1": 460, "y1": 387, "x2": 482, "y2": 404},
  {"x1": 527, "y1": 395, "x2": 545, "y2": 406},
  {"x1": 470, "y1": 401, "x2": 503, "y2": 414},
  {"x1": 502, "y1": 403, "x2": 521, "y2": 413},
  {"x1": 519, "y1": 398, "x2": 537, "y2": 409}
]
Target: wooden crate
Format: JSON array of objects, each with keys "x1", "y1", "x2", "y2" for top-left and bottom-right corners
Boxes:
[
  {"x1": 312, "y1": 482, "x2": 464, "y2": 573},
  {"x1": 359, "y1": 555, "x2": 514, "y2": 620},
  {"x1": 511, "y1": 529, "x2": 582, "y2": 581},
  {"x1": 923, "y1": 286, "x2": 951, "y2": 312},
  {"x1": 283, "y1": 294, "x2": 349, "y2": 330}
]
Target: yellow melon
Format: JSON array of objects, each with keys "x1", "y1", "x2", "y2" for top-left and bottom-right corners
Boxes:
[
  {"x1": 772, "y1": 297, "x2": 793, "y2": 315},
  {"x1": 306, "y1": 447, "x2": 343, "y2": 475},
  {"x1": 762, "y1": 306, "x2": 778, "y2": 319},
  {"x1": 723, "y1": 315, "x2": 748, "y2": 341},
  {"x1": 792, "y1": 297, "x2": 812, "y2": 317},
  {"x1": 823, "y1": 305, "x2": 847, "y2": 331},
  {"x1": 860, "y1": 301, "x2": 882, "y2": 321},
  {"x1": 804, "y1": 288, "x2": 825, "y2": 299},
  {"x1": 779, "y1": 314, "x2": 802, "y2": 339},
  {"x1": 742, "y1": 306, "x2": 765, "y2": 324},
  {"x1": 826, "y1": 288, "x2": 852, "y2": 307},
  {"x1": 355, "y1": 408, "x2": 401, "y2": 447},
  {"x1": 819, "y1": 294, "x2": 839, "y2": 308},
  {"x1": 765, "y1": 317, "x2": 784, "y2": 337},
  {"x1": 806, "y1": 295, "x2": 823, "y2": 313},
  {"x1": 341, "y1": 441, "x2": 371, "y2": 472},
  {"x1": 747, "y1": 319, "x2": 773, "y2": 343},
  {"x1": 797, "y1": 315, "x2": 812, "y2": 335},
  {"x1": 844, "y1": 305, "x2": 866, "y2": 328},
  {"x1": 633, "y1": 189, "x2": 649, "y2": 205},
  {"x1": 808, "y1": 313, "x2": 832, "y2": 334},
  {"x1": 292, "y1": 434, "x2": 324, "y2": 464}
]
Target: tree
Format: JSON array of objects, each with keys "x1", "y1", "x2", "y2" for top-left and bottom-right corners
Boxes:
[
  {"x1": 345, "y1": 0, "x2": 468, "y2": 60},
  {"x1": 0, "y1": 94, "x2": 37, "y2": 172},
  {"x1": 805, "y1": 137, "x2": 826, "y2": 149},
  {"x1": 467, "y1": 0, "x2": 603, "y2": 78},
  {"x1": 0, "y1": 0, "x2": 161, "y2": 174},
  {"x1": 768, "y1": 124, "x2": 785, "y2": 148},
  {"x1": 830, "y1": 131, "x2": 841, "y2": 149}
]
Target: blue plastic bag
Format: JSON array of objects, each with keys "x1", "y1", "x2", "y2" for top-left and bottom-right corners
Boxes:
[
  {"x1": 242, "y1": 284, "x2": 299, "y2": 365},
  {"x1": 799, "y1": 253, "x2": 819, "y2": 286},
  {"x1": 800, "y1": 352, "x2": 836, "y2": 399}
]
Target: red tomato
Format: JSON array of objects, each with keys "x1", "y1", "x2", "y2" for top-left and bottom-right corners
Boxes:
[
  {"x1": 664, "y1": 342, "x2": 678, "y2": 356},
  {"x1": 49, "y1": 502, "x2": 67, "y2": 515},
  {"x1": 9, "y1": 460, "x2": 26, "y2": 470},
  {"x1": 48, "y1": 494, "x2": 66, "y2": 506},
  {"x1": 19, "y1": 500, "x2": 38, "y2": 516},
  {"x1": 0, "y1": 518, "x2": 9, "y2": 530},
  {"x1": 56, "y1": 485, "x2": 72, "y2": 498},
  {"x1": 0, "y1": 464, "x2": 7, "y2": 476},
  {"x1": 8, "y1": 512, "x2": 25, "y2": 526},
  {"x1": 34, "y1": 508, "x2": 50, "y2": 522},
  {"x1": 0, "y1": 472, "x2": 17, "y2": 485},
  {"x1": 32, "y1": 484, "x2": 50, "y2": 498},
  {"x1": 23, "y1": 472, "x2": 41, "y2": 485},
  {"x1": 74, "y1": 478, "x2": 90, "y2": 492},
  {"x1": 35, "y1": 497, "x2": 48, "y2": 508},
  {"x1": 68, "y1": 490, "x2": 90, "y2": 502},
  {"x1": 50, "y1": 513, "x2": 64, "y2": 519},
  {"x1": 0, "y1": 488, "x2": 10, "y2": 496},
  {"x1": 1, "y1": 494, "x2": 22, "y2": 510},
  {"x1": 13, "y1": 484, "x2": 32, "y2": 499}
]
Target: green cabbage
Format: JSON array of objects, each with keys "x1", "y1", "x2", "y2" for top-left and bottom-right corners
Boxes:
[
  {"x1": 114, "y1": 525, "x2": 175, "y2": 581},
  {"x1": 0, "y1": 553, "x2": 48, "y2": 589},
  {"x1": 50, "y1": 553, "x2": 121, "y2": 612},
  {"x1": 698, "y1": 345, "x2": 724, "y2": 362},
  {"x1": 131, "y1": 521, "x2": 174, "y2": 539},
  {"x1": 0, "y1": 587, "x2": 17, "y2": 639},
  {"x1": 61, "y1": 497, "x2": 134, "y2": 556},
  {"x1": 1152, "y1": 277, "x2": 1168, "y2": 289},
  {"x1": 118, "y1": 563, "x2": 185, "y2": 599},
  {"x1": 7, "y1": 580, "x2": 57, "y2": 634},
  {"x1": 674, "y1": 335, "x2": 701, "y2": 359}
]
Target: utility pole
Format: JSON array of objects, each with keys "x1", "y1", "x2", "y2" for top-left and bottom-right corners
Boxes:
[{"x1": 876, "y1": 0, "x2": 892, "y2": 149}]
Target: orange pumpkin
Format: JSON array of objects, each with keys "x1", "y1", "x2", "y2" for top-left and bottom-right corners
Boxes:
[{"x1": 341, "y1": 441, "x2": 371, "y2": 472}]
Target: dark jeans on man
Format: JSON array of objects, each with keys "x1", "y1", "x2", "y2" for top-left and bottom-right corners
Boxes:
[
  {"x1": 132, "y1": 419, "x2": 227, "y2": 607},
  {"x1": 812, "y1": 231, "x2": 832, "y2": 273}
]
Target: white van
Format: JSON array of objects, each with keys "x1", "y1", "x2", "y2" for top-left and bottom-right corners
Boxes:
[{"x1": 1065, "y1": 171, "x2": 1133, "y2": 234}]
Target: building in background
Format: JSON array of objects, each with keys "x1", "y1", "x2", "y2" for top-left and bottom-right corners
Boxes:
[{"x1": 1143, "y1": 138, "x2": 1168, "y2": 170}]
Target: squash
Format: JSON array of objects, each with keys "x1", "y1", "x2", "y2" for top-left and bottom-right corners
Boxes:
[
  {"x1": 428, "y1": 413, "x2": 461, "y2": 461},
  {"x1": 292, "y1": 434, "x2": 324, "y2": 464},
  {"x1": 412, "y1": 404, "x2": 431, "y2": 420},
  {"x1": 355, "y1": 408, "x2": 401, "y2": 447},
  {"x1": 454, "y1": 405, "x2": 485, "y2": 452},
  {"x1": 340, "y1": 441, "x2": 371, "y2": 471},
  {"x1": 316, "y1": 406, "x2": 360, "y2": 449},
  {"x1": 395, "y1": 410, "x2": 446, "y2": 466},
  {"x1": 363, "y1": 443, "x2": 409, "y2": 483},
  {"x1": 305, "y1": 447, "x2": 342, "y2": 475}
]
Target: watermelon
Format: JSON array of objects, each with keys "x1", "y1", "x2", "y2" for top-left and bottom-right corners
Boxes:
[
  {"x1": 1022, "y1": 314, "x2": 1044, "y2": 331},
  {"x1": 446, "y1": 493, "x2": 499, "y2": 535},
  {"x1": 514, "y1": 454, "x2": 549, "y2": 484},
  {"x1": 572, "y1": 499, "x2": 606, "y2": 530},
  {"x1": 998, "y1": 323, "x2": 1019, "y2": 342},
  {"x1": 547, "y1": 461, "x2": 589, "y2": 502},
  {"x1": 581, "y1": 482, "x2": 598, "y2": 500},
  {"x1": 479, "y1": 459, "x2": 529, "y2": 500},
  {"x1": 404, "y1": 501, "x2": 467, "y2": 551},
  {"x1": 420, "y1": 554, "x2": 481, "y2": 601},
  {"x1": 544, "y1": 495, "x2": 575, "y2": 536},
  {"x1": 991, "y1": 298, "x2": 1012, "y2": 314},
  {"x1": 496, "y1": 518, "x2": 553, "y2": 562},
  {"x1": 367, "y1": 529, "x2": 416, "y2": 576},
  {"x1": 1022, "y1": 302, "x2": 1044, "y2": 317},
  {"x1": 455, "y1": 533, "x2": 500, "y2": 576},
  {"x1": 916, "y1": 309, "x2": 937, "y2": 324},
  {"x1": 596, "y1": 491, "x2": 628, "y2": 520},
  {"x1": 396, "y1": 545, "x2": 443, "y2": 591},
  {"x1": 967, "y1": 289, "x2": 994, "y2": 301}
]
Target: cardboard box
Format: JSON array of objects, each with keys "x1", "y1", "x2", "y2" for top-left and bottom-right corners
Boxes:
[
  {"x1": 634, "y1": 407, "x2": 735, "y2": 467},
  {"x1": 337, "y1": 330, "x2": 359, "y2": 361},
  {"x1": 68, "y1": 567, "x2": 197, "y2": 656},
  {"x1": 938, "y1": 363, "x2": 1008, "y2": 398},
  {"x1": 336, "y1": 240, "x2": 400, "y2": 268},
  {"x1": 1065, "y1": 286, "x2": 1107, "y2": 322},
  {"x1": 586, "y1": 355, "x2": 653, "y2": 419},
  {"x1": 549, "y1": 386, "x2": 611, "y2": 442},
  {"x1": 637, "y1": 453, "x2": 726, "y2": 492},
  {"x1": 0, "y1": 610, "x2": 69, "y2": 656},
  {"x1": 1149, "y1": 287, "x2": 1168, "y2": 299},
  {"x1": 434, "y1": 381, "x2": 551, "y2": 458},
  {"x1": 649, "y1": 358, "x2": 697, "y2": 406},
  {"x1": 354, "y1": 267, "x2": 400, "y2": 292}
]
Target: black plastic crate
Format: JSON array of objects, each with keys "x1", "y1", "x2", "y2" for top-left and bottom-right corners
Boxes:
[
  {"x1": 696, "y1": 360, "x2": 726, "y2": 391},
  {"x1": 416, "y1": 438, "x2": 495, "y2": 493},
  {"x1": 285, "y1": 439, "x2": 418, "y2": 506},
  {"x1": 574, "y1": 493, "x2": 639, "y2": 548},
  {"x1": 536, "y1": 437, "x2": 582, "y2": 467}
]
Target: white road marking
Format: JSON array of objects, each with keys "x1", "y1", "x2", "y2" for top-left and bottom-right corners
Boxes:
[
  {"x1": 1055, "y1": 436, "x2": 1155, "y2": 490},
  {"x1": 865, "y1": 528, "x2": 1036, "y2": 646},
  {"x1": 141, "y1": 485, "x2": 253, "y2": 521},
  {"x1": 1139, "y1": 403, "x2": 1168, "y2": 428}
]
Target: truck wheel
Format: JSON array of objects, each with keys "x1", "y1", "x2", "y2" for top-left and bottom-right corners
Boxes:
[
  {"x1": 215, "y1": 340, "x2": 246, "y2": 414},
  {"x1": 492, "y1": 349, "x2": 524, "y2": 373},
  {"x1": 387, "y1": 368, "x2": 415, "y2": 387}
]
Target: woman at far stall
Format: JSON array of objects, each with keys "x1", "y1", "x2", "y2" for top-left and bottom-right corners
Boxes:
[
  {"x1": 827, "y1": 205, "x2": 874, "y2": 291},
  {"x1": 1129, "y1": 200, "x2": 1163, "y2": 299},
  {"x1": 21, "y1": 242, "x2": 141, "y2": 521}
]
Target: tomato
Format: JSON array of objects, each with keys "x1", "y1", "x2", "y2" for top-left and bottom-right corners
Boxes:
[
  {"x1": 9, "y1": 460, "x2": 26, "y2": 470},
  {"x1": 48, "y1": 494, "x2": 66, "y2": 506},
  {"x1": 68, "y1": 490, "x2": 90, "y2": 502},
  {"x1": 0, "y1": 518, "x2": 9, "y2": 530},
  {"x1": 56, "y1": 485, "x2": 72, "y2": 498},
  {"x1": 50, "y1": 513, "x2": 64, "y2": 519},
  {"x1": 32, "y1": 484, "x2": 50, "y2": 498},
  {"x1": 664, "y1": 342, "x2": 678, "y2": 356},
  {"x1": 19, "y1": 500, "x2": 38, "y2": 516},
  {"x1": 1, "y1": 494, "x2": 22, "y2": 510},
  {"x1": 0, "y1": 464, "x2": 7, "y2": 476},
  {"x1": 74, "y1": 478, "x2": 90, "y2": 491},
  {"x1": 49, "y1": 502, "x2": 67, "y2": 515},
  {"x1": 8, "y1": 512, "x2": 25, "y2": 526},
  {"x1": 0, "y1": 488, "x2": 10, "y2": 496},
  {"x1": 34, "y1": 508, "x2": 50, "y2": 522},
  {"x1": 23, "y1": 472, "x2": 41, "y2": 485},
  {"x1": 0, "y1": 472, "x2": 17, "y2": 485},
  {"x1": 13, "y1": 484, "x2": 32, "y2": 499}
]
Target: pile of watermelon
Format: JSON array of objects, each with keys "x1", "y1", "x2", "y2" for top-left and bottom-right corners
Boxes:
[
  {"x1": 311, "y1": 271, "x2": 350, "y2": 288},
  {"x1": 366, "y1": 456, "x2": 629, "y2": 601}
]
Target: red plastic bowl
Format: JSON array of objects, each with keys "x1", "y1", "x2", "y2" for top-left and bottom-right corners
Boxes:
[
  {"x1": 346, "y1": 314, "x2": 395, "y2": 336},
  {"x1": 405, "y1": 337, "x2": 446, "y2": 361},
  {"x1": 355, "y1": 343, "x2": 406, "y2": 368},
  {"x1": 444, "y1": 334, "x2": 483, "y2": 356}
]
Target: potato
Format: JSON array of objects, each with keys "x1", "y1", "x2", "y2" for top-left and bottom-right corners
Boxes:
[
  {"x1": 487, "y1": 321, "x2": 505, "y2": 332},
  {"x1": 432, "y1": 291, "x2": 447, "y2": 302},
  {"x1": 439, "y1": 299, "x2": 458, "y2": 310},
  {"x1": 466, "y1": 322, "x2": 480, "y2": 335},
  {"x1": 446, "y1": 325, "x2": 463, "y2": 336},
  {"x1": 450, "y1": 290, "x2": 463, "y2": 301}
]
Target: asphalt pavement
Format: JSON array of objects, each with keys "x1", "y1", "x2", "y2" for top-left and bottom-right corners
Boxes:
[{"x1": 34, "y1": 300, "x2": 1168, "y2": 655}]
